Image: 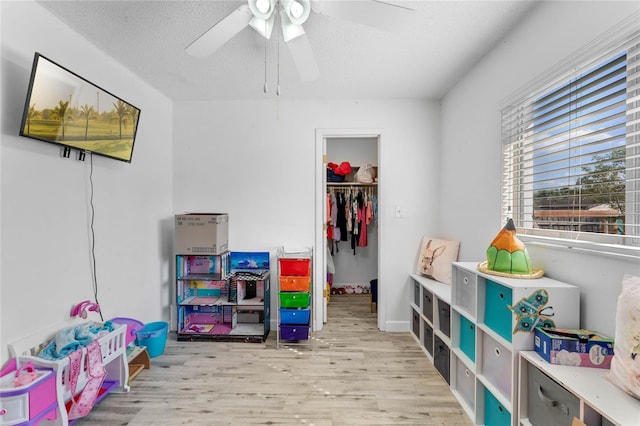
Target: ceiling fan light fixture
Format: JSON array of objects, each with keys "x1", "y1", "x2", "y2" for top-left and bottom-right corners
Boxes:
[
  {"x1": 248, "y1": 0, "x2": 276, "y2": 20},
  {"x1": 255, "y1": 0, "x2": 271, "y2": 14},
  {"x1": 280, "y1": 8, "x2": 305, "y2": 42},
  {"x1": 249, "y1": 14, "x2": 275, "y2": 39},
  {"x1": 282, "y1": 0, "x2": 310, "y2": 25}
]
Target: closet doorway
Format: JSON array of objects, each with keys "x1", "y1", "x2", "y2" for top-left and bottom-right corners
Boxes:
[{"x1": 314, "y1": 129, "x2": 384, "y2": 332}]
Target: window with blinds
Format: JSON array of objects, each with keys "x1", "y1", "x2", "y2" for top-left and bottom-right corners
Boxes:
[{"x1": 501, "y1": 25, "x2": 639, "y2": 251}]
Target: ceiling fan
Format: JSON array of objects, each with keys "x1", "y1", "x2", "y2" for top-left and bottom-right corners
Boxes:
[{"x1": 185, "y1": 0, "x2": 415, "y2": 83}]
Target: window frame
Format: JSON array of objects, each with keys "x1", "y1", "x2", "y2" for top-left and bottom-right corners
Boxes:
[{"x1": 500, "y1": 13, "x2": 640, "y2": 260}]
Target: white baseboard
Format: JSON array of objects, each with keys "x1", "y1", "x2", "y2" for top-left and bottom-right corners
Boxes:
[{"x1": 385, "y1": 320, "x2": 409, "y2": 333}]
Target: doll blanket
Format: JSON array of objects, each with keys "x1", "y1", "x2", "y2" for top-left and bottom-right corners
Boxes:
[{"x1": 39, "y1": 321, "x2": 114, "y2": 360}]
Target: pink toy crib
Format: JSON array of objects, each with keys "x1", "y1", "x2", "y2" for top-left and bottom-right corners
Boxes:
[
  {"x1": 8, "y1": 319, "x2": 130, "y2": 426},
  {"x1": 0, "y1": 363, "x2": 58, "y2": 425}
]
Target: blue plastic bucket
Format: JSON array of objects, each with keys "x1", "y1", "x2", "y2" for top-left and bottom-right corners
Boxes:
[{"x1": 136, "y1": 321, "x2": 168, "y2": 358}]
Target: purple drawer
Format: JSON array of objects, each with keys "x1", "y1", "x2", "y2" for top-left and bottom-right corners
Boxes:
[{"x1": 279, "y1": 325, "x2": 310, "y2": 340}]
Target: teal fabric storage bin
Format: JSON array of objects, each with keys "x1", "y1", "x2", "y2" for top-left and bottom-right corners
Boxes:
[
  {"x1": 459, "y1": 315, "x2": 476, "y2": 362},
  {"x1": 484, "y1": 280, "x2": 513, "y2": 342},
  {"x1": 484, "y1": 387, "x2": 511, "y2": 426}
]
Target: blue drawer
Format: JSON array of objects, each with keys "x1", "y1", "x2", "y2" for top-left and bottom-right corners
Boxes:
[
  {"x1": 484, "y1": 280, "x2": 513, "y2": 342},
  {"x1": 459, "y1": 315, "x2": 476, "y2": 362},
  {"x1": 485, "y1": 387, "x2": 511, "y2": 426},
  {"x1": 279, "y1": 308, "x2": 310, "y2": 325}
]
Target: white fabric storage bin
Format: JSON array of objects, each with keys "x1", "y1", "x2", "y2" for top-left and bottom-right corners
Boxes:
[
  {"x1": 452, "y1": 266, "x2": 476, "y2": 318},
  {"x1": 481, "y1": 331, "x2": 512, "y2": 400},
  {"x1": 453, "y1": 355, "x2": 475, "y2": 411}
]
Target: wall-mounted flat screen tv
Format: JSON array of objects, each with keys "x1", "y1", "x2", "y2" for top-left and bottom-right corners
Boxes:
[{"x1": 19, "y1": 52, "x2": 141, "y2": 163}]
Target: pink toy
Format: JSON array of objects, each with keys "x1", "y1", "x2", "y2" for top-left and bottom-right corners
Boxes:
[
  {"x1": 0, "y1": 358, "x2": 17, "y2": 378},
  {"x1": 70, "y1": 300, "x2": 101, "y2": 319},
  {"x1": 0, "y1": 362, "x2": 58, "y2": 424},
  {"x1": 13, "y1": 362, "x2": 38, "y2": 387}
]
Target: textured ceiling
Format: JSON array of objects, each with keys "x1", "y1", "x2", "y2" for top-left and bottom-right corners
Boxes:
[{"x1": 37, "y1": 0, "x2": 538, "y2": 101}]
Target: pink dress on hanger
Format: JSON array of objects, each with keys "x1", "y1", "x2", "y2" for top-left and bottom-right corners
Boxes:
[{"x1": 358, "y1": 204, "x2": 367, "y2": 247}]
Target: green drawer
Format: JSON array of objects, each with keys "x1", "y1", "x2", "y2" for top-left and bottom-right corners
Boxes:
[{"x1": 279, "y1": 292, "x2": 310, "y2": 308}]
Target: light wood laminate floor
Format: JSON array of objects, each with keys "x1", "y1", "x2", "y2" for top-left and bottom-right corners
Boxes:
[{"x1": 78, "y1": 294, "x2": 471, "y2": 425}]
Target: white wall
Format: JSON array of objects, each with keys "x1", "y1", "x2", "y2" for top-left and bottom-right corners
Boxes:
[
  {"x1": 1, "y1": 1, "x2": 173, "y2": 363},
  {"x1": 440, "y1": 0, "x2": 640, "y2": 337},
  {"x1": 173, "y1": 99, "x2": 441, "y2": 331}
]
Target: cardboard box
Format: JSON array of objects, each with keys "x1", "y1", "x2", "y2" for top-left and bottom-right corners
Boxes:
[
  {"x1": 175, "y1": 213, "x2": 229, "y2": 255},
  {"x1": 534, "y1": 327, "x2": 614, "y2": 369}
]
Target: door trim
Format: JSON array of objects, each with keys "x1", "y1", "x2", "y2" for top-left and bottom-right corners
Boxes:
[{"x1": 314, "y1": 128, "x2": 384, "y2": 331}]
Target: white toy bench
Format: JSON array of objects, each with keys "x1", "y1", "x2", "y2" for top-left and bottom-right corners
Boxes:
[{"x1": 8, "y1": 317, "x2": 130, "y2": 426}]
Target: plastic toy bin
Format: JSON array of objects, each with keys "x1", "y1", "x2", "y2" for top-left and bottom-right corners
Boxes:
[
  {"x1": 279, "y1": 308, "x2": 310, "y2": 325},
  {"x1": 279, "y1": 258, "x2": 310, "y2": 276},
  {"x1": 279, "y1": 292, "x2": 310, "y2": 308},
  {"x1": 136, "y1": 321, "x2": 169, "y2": 358},
  {"x1": 109, "y1": 317, "x2": 144, "y2": 347},
  {"x1": 280, "y1": 276, "x2": 310, "y2": 292},
  {"x1": 279, "y1": 325, "x2": 310, "y2": 340}
]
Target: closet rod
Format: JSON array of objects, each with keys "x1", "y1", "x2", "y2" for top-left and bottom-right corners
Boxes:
[{"x1": 327, "y1": 183, "x2": 377, "y2": 187}]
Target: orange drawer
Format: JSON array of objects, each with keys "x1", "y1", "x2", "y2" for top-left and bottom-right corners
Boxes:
[{"x1": 280, "y1": 276, "x2": 310, "y2": 292}]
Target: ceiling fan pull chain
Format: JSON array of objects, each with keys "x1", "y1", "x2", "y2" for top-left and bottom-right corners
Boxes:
[
  {"x1": 263, "y1": 16, "x2": 268, "y2": 94},
  {"x1": 277, "y1": 5, "x2": 281, "y2": 97}
]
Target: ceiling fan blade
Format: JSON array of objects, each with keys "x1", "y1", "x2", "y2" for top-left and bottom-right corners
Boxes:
[
  {"x1": 185, "y1": 4, "x2": 254, "y2": 57},
  {"x1": 286, "y1": 33, "x2": 320, "y2": 82},
  {"x1": 312, "y1": 0, "x2": 415, "y2": 32}
]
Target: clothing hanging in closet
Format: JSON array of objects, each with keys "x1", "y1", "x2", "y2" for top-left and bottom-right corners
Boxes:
[{"x1": 327, "y1": 186, "x2": 377, "y2": 255}]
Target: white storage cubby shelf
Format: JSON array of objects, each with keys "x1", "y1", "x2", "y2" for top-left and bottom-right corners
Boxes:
[
  {"x1": 450, "y1": 262, "x2": 580, "y2": 426},
  {"x1": 519, "y1": 351, "x2": 640, "y2": 426},
  {"x1": 409, "y1": 273, "x2": 452, "y2": 384}
]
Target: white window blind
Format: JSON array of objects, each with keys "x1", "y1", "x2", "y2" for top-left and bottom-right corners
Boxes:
[{"x1": 501, "y1": 22, "x2": 640, "y2": 252}]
